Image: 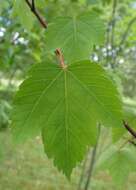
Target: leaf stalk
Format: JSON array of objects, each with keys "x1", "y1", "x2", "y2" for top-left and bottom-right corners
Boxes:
[{"x1": 55, "y1": 48, "x2": 67, "y2": 69}]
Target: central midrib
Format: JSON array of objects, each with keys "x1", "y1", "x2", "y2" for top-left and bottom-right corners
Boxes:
[{"x1": 64, "y1": 71, "x2": 70, "y2": 171}]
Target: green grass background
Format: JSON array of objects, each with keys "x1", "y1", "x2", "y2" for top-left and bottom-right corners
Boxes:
[{"x1": 0, "y1": 129, "x2": 136, "y2": 190}]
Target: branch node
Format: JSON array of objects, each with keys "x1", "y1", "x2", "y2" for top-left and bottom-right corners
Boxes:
[
  {"x1": 55, "y1": 48, "x2": 67, "y2": 70},
  {"x1": 123, "y1": 120, "x2": 136, "y2": 138}
]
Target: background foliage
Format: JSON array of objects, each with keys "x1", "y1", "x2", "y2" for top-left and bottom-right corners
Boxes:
[{"x1": 0, "y1": 0, "x2": 136, "y2": 189}]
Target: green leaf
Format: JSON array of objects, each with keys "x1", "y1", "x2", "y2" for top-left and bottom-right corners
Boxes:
[
  {"x1": 96, "y1": 146, "x2": 136, "y2": 185},
  {"x1": 11, "y1": 60, "x2": 122, "y2": 177},
  {"x1": 13, "y1": 0, "x2": 34, "y2": 30},
  {"x1": 45, "y1": 12, "x2": 105, "y2": 63}
]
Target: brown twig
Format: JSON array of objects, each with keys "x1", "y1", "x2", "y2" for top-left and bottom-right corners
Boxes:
[
  {"x1": 110, "y1": 0, "x2": 118, "y2": 68},
  {"x1": 111, "y1": 0, "x2": 117, "y2": 47},
  {"x1": 55, "y1": 48, "x2": 67, "y2": 69},
  {"x1": 25, "y1": 0, "x2": 67, "y2": 68},
  {"x1": 77, "y1": 152, "x2": 89, "y2": 190},
  {"x1": 123, "y1": 120, "x2": 136, "y2": 138},
  {"x1": 118, "y1": 136, "x2": 135, "y2": 150},
  {"x1": 25, "y1": 0, "x2": 47, "y2": 28},
  {"x1": 119, "y1": 16, "x2": 136, "y2": 47},
  {"x1": 31, "y1": 0, "x2": 35, "y2": 11},
  {"x1": 128, "y1": 139, "x2": 136, "y2": 146},
  {"x1": 84, "y1": 124, "x2": 101, "y2": 190},
  {"x1": 105, "y1": 0, "x2": 118, "y2": 68}
]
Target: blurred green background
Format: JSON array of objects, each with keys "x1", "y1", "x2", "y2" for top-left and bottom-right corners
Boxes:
[{"x1": 1, "y1": 0, "x2": 136, "y2": 189}]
